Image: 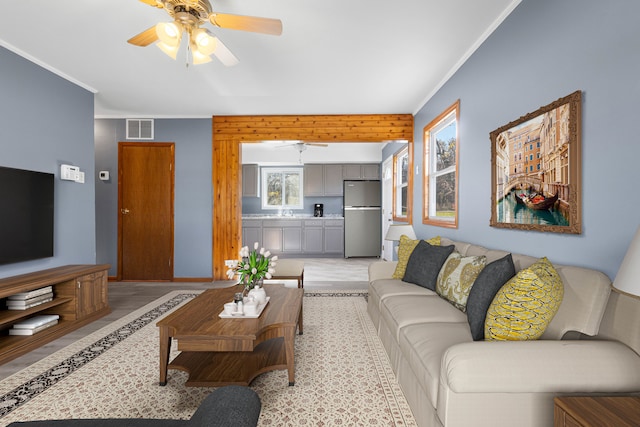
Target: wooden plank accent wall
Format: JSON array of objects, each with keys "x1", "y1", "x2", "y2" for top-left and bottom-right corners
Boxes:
[{"x1": 211, "y1": 114, "x2": 414, "y2": 280}]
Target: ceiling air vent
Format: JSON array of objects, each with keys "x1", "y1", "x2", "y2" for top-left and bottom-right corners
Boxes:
[{"x1": 126, "y1": 119, "x2": 154, "y2": 140}]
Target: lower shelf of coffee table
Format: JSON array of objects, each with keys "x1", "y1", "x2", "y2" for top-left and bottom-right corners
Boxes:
[{"x1": 167, "y1": 337, "x2": 287, "y2": 387}]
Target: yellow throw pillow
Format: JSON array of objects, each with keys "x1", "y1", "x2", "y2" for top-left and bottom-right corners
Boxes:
[
  {"x1": 485, "y1": 257, "x2": 564, "y2": 341},
  {"x1": 436, "y1": 252, "x2": 487, "y2": 312},
  {"x1": 392, "y1": 235, "x2": 441, "y2": 279}
]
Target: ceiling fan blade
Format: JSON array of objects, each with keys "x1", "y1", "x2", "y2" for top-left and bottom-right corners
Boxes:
[
  {"x1": 138, "y1": 0, "x2": 163, "y2": 8},
  {"x1": 127, "y1": 26, "x2": 159, "y2": 46},
  {"x1": 306, "y1": 143, "x2": 329, "y2": 147},
  {"x1": 211, "y1": 37, "x2": 239, "y2": 66},
  {"x1": 210, "y1": 13, "x2": 283, "y2": 36}
]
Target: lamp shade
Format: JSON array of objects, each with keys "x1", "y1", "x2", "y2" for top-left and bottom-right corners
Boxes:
[
  {"x1": 613, "y1": 225, "x2": 640, "y2": 298},
  {"x1": 385, "y1": 224, "x2": 416, "y2": 241},
  {"x1": 192, "y1": 28, "x2": 217, "y2": 56}
]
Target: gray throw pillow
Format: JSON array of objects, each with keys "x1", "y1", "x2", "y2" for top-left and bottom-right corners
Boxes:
[
  {"x1": 466, "y1": 253, "x2": 516, "y2": 341},
  {"x1": 402, "y1": 241, "x2": 455, "y2": 290}
]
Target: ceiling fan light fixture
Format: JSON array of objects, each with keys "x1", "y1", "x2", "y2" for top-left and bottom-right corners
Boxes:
[
  {"x1": 190, "y1": 41, "x2": 213, "y2": 64},
  {"x1": 192, "y1": 51, "x2": 213, "y2": 64},
  {"x1": 156, "y1": 41, "x2": 180, "y2": 59},
  {"x1": 192, "y1": 28, "x2": 217, "y2": 56},
  {"x1": 156, "y1": 21, "x2": 183, "y2": 46}
]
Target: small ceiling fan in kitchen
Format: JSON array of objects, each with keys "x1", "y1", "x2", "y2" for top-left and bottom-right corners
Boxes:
[
  {"x1": 127, "y1": 0, "x2": 283, "y2": 66},
  {"x1": 269, "y1": 141, "x2": 329, "y2": 163}
]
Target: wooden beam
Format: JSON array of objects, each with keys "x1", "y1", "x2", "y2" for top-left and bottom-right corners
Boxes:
[{"x1": 211, "y1": 114, "x2": 413, "y2": 280}]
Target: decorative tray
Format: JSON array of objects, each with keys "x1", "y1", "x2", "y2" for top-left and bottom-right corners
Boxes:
[{"x1": 219, "y1": 297, "x2": 270, "y2": 318}]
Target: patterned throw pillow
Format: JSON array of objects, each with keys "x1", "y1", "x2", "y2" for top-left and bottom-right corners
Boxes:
[
  {"x1": 436, "y1": 252, "x2": 487, "y2": 312},
  {"x1": 392, "y1": 235, "x2": 441, "y2": 279},
  {"x1": 485, "y1": 257, "x2": 564, "y2": 341}
]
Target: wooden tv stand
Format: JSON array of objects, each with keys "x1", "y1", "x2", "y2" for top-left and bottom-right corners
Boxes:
[{"x1": 0, "y1": 264, "x2": 111, "y2": 365}]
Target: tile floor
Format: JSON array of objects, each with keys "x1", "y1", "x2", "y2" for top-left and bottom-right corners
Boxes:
[{"x1": 0, "y1": 257, "x2": 376, "y2": 378}]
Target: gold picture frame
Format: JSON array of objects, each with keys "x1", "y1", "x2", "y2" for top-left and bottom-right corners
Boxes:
[{"x1": 490, "y1": 91, "x2": 582, "y2": 234}]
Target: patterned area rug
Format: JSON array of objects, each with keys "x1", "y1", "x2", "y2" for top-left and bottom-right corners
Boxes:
[{"x1": 0, "y1": 290, "x2": 416, "y2": 426}]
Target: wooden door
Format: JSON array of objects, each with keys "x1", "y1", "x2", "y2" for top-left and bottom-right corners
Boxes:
[{"x1": 118, "y1": 143, "x2": 175, "y2": 281}]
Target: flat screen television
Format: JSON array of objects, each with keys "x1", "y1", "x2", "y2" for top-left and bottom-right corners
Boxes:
[{"x1": 0, "y1": 166, "x2": 54, "y2": 265}]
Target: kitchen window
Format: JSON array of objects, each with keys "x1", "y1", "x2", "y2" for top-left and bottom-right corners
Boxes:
[
  {"x1": 261, "y1": 167, "x2": 304, "y2": 210},
  {"x1": 393, "y1": 146, "x2": 411, "y2": 221},
  {"x1": 423, "y1": 100, "x2": 459, "y2": 228}
]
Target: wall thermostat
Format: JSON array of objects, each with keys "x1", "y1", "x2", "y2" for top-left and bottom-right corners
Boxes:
[
  {"x1": 99, "y1": 171, "x2": 110, "y2": 181},
  {"x1": 61, "y1": 164, "x2": 80, "y2": 181}
]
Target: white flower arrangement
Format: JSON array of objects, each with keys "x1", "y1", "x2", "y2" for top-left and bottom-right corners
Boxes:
[{"x1": 226, "y1": 242, "x2": 278, "y2": 291}]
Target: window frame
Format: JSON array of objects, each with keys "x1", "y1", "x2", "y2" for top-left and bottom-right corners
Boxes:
[
  {"x1": 422, "y1": 100, "x2": 459, "y2": 228},
  {"x1": 260, "y1": 167, "x2": 304, "y2": 210},
  {"x1": 392, "y1": 145, "x2": 412, "y2": 222}
]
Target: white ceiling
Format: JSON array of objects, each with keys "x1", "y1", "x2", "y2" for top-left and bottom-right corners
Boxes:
[{"x1": 0, "y1": 0, "x2": 519, "y2": 119}]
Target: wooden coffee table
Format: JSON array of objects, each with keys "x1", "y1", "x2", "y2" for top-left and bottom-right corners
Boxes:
[{"x1": 156, "y1": 284, "x2": 303, "y2": 387}]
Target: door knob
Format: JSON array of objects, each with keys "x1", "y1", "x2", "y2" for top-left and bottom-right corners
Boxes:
[{"x1": 121, "y1": 208, "x2": 130, "y2": 214}]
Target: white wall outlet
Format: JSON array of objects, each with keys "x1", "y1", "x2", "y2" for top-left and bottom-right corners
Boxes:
[
  {"x1": 99, "y1": 171, "x2": 110, "y2": 181},
  {"x1": 76, "y1": 171, "x2": 85, "y2": 184}
]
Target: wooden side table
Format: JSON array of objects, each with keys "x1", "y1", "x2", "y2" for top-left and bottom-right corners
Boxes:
[{"x1": 554, "y1": 396, "x2": 640, "y2": 426}]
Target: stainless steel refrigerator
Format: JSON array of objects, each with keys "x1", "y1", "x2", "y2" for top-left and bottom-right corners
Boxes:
[{"x1": 344, "y1": 180, "x2": 382, "y2": 258}]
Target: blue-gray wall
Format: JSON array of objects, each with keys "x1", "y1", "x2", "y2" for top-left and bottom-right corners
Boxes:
[
  {"x1": 95, "y1": 119, "x2": 212, "y2": 278},
  {"x1": 0, "y1": 47, "x2": 96, "y2": 279},
  {"x1": 411, "y1": 0, "x2": 640, "y2": 280}
]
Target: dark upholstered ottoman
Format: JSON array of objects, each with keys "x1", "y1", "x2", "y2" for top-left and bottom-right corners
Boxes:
[{"x1": 7, "y1": 386, "x2": 260, "y2": 427}]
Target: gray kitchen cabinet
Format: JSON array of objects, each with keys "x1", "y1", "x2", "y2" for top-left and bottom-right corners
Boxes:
[
  {"x1": 303, "y1": 164, "x2": 324, "y2": 196},
  {"x1": 304, "y1": 164, "x2": 343, "y2": 196},
  {"x1": 283, "y1": 227, "x2": 302, "y2": 252},
  {"x1": 262, "y1": 226, "x2": 283, "y2": 253},
  {"x1": 342, "y1": 164, "x2": 362, "y2": 179},
  {"x1": 362, "y1": 164, "x2": 380, "y2": 179},
  {"x1": 262, "y1": 219, "x2": 302, "y2": 253},
  {"x1": 342, "y1": 163, "x2": 380, "y2": 180},
  {"x1": 303, "y1": 219, "x2": 324, "y2": 253},
  {"x1": 242, "y1": 217, "x2": 344, "y2": 256},
  {"x1": 323, "y1": 164, "x2": 344, "y2": 196},
  {"x1": 242, "y1": 219, "x2": 262, "y2": 248},
  {"x1": 324, "y1": 219, "x2": 344, "y2": 254},
  {"x1": 242, "y1": 164, "x2": 260, "y2": 197}
]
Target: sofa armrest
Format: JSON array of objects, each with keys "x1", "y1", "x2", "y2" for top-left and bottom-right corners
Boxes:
[
  {"x1": 441, "y1": 340, "x2": 640, "y2": 393},
  {"x1": 368, "y1": 261, "x2": 397, "y2": 282}
]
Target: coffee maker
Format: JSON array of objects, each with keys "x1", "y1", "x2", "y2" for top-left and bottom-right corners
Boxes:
[{"x1": 314, "y1": 203, "x2": 324, "y2": 217}]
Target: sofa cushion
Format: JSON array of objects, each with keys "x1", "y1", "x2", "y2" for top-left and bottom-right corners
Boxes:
[
  {"x1": 436, "y1": 252, "x2": 487, "y2": 311},
  {"x1": 485, "y1": 257, "x2": 564, "y2": 341},
  {"x1": 399, "y1": 322, "x2": 472, "y2": 408},
  {"x1": 380, "y1": 294, "x2": 467, "y2": 342},
  {"x1": 392, "y1": 235, "x2": 441, "y2": 279},
  {"x1": 370, "y1": 278, "x2": 437, "y2": 310},
  {"x1": 466, "y1": 254, "x2": 516, "y2": 341},
  {"x1": 402, "y1": 242, "x2": 455, "y2": 290},
  {"x1": 368, "y1": 279, "x2": 437, "y2": 330}
]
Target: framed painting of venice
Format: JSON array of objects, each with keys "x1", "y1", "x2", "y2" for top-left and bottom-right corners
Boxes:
[{"x1": 490, "y1": 91, "x2": 582, "y2": 234}]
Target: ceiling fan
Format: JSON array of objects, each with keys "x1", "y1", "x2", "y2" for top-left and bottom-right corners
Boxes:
[
  {"x1": 270, "y1": 141, "x2": 329, "y2": 151},
  {"x1": 127, "y1": 0, "x2": 282, "y2": 66},
  {"x1": 279, "y1": 142, "x2": 329, "y2": 164}
]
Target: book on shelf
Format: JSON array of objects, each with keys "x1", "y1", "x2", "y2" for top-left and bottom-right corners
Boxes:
[
  {"x1": 8, "y1": 286, "x2": 53, "y2": 301},
  {"x1": 6, "y1": 293, "x2": 54, "y2": 310},
  {"x1": 12, "y1": 314, "x2": 60, "y2": 329},
  {"x1": 9, "y1": 319, "x2": 59, "y2": 335}
]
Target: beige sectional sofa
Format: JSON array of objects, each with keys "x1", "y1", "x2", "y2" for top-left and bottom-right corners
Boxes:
[{"x1": 368, "y1": 237, "x2": 640, "y2": 427}]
